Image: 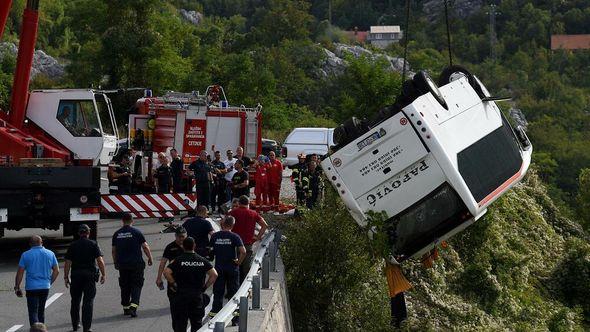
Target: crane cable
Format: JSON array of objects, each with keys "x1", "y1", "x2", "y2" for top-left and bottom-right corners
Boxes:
[
  {"x1": 401, "y1": 0, "x2": 411, "y2": 82},
  {"x1": 444, "y1": 0, "x2": 453, "y2": 66}
]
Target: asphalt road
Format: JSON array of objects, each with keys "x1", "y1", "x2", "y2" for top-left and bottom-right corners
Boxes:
[{"x1": 0, "y1": 217, "x2": 221, "y2": 332}]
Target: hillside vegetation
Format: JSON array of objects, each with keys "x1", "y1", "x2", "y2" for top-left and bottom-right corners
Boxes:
[
  {"x1": 0, "y1": 0, "x2": 589, "y2": 330},
  {"x1": 283, "y1": 171, "x2": 590, "y2": 330}
]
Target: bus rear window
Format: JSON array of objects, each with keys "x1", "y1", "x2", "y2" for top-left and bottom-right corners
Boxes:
[{"x1": 457, "y1": 117, "x2": 521, "y2": 202}]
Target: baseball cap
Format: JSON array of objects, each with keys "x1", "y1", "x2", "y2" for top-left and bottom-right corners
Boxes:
[
  {"x1": 175, "y1": 226, "x2": 187, "y2": 235},
  {"x1": 78, "y1": 224, "x2": 90, "y2": 234}
]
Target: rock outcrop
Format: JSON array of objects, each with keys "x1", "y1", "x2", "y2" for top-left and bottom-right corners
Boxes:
[
  {"x1": 179, "y1": 9, "x2": 203, "y2": 26},
  {"x1": 0, "y1": 42, "x2": 65, "y2": 80},
  {"x1": 319, "y1": 43, "x2": 411, "y2": 78}
]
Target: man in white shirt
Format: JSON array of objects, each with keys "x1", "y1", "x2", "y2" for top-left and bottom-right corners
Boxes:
[{"x1": 223, "y1": 150, "x2": 237, "y2": 201}]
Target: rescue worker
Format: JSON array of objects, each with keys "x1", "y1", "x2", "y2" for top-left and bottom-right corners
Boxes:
[
  {"x1": 231, "y1": 160, "x2": 250, "y2": 199},
  {"x1": 229, "y1": 195, "x2": 268, "y2": 283},
  {"x1": 164, "y1": 237, "x2": 218, "y2": 332},
  {"x1": 108, "y1": 153, "x2": 132, "y2": 194},
  {"x1": 64, "y1": 224, "x2": 106, "y2": 332},
  {"x1": 156, "y1": 227, "x2": 188, "y2": 330},
  {"x1": 154, "y1": 152, "x2": 172, "y2": 194},
  {"x1": 302, "y1": 161, "x2": 323, "y2": 209},
  {"x1": 208, "y1": 216, "x2": 246, "y2": 317},
  {"x1": 290, "y1": 153, "x2": 307, "y2": 205},
  {"x1": 112, "y1": 213, "x2": 153, "y2": 317},
  {"x1": 267, "y1": 151, "x2": 283, "y2": 210},
  {"x1": 223, "y1": 150, "x2": 237, "y2": 201},
  {"x1": 254, "y1": 155, "x2": 270, "y2": 208},
  {"x1": 14, "y1": 235, "x2": 59, "y2": 328},
  {"x1": 210, "y1": 150, "x2": 227, "y2": 213},
  {"x1": 182, "y1": 205, "x2": 214, "y2": 257},
  {"x1": 170, "y1": 148, "x2": 185, "y2": 193},
  {"x1": 189, "y1": 151, "x2": 213, "y2": 209}
]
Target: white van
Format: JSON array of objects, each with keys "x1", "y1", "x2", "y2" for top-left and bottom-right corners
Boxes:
[{"x1": 281, "y1": 128, "x2": 334, "y2": 167}]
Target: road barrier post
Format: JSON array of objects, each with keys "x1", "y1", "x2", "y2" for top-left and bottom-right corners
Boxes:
[
  {"x1": 252, "y1": 275, "x2": 261, "y2": 310},
  {"x1": 269, "y1": 242, "x2": 277, "y2": 272},
  {"x1": 213, "y1": 321, "x2": 224, "y2": 332},
  {"x1": 239, "y1": 296, "x2": 248, "y2": 332},
  {"x1": 262, "y1": 255, "x2": 270, "y2": 289}
]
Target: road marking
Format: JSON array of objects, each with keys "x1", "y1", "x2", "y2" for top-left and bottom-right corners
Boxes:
[
  {"x1": 6, "y1": 325, "x2": 23, "y2": 332},
  {"x1": 45, "y1": 292, "x2": 63, "y2": 308}
]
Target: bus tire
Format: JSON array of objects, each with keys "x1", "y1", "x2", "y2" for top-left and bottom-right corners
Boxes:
[
  {"x1": 413, "y1": 71, "x2": 448, "y2": 109},
  {"x1": 438, "y1": 65, "x2": 485, "y2": 99}
]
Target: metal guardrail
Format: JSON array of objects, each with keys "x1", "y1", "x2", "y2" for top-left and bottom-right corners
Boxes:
[{"x1": 198, "y1": 230, "x2": 280, "y2": 332}]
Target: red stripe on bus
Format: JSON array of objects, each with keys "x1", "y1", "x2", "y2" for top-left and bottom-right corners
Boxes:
[{"x1": 478, "y1": 164, "x2": 524, "y2": 207}]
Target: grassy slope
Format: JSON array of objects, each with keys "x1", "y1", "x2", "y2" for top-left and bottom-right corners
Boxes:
[{"x1": 283, "y1": 171, "x2": 590, "y2": 331}]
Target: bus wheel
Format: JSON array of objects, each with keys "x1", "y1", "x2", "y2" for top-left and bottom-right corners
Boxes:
[
  {"x1": 438, "y1": 65, "x2": 486, "y2": 99},
  {"x1": 413, "y1": 71, "x2": 448, "y2": 110}
]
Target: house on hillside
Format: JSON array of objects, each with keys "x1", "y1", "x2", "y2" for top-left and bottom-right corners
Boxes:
[
  {"x1": 551, "y1": 34, "x2": 590, "y2": 50},
  {"x1": 367, "y1": 26, "x2": 403, "y2": 49}
]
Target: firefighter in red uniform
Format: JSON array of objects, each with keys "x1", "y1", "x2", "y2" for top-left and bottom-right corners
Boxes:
[
  {"x1": 254, "y1": 155, "x2": 270, "y2": 208},
  {"x1": 266, "y1": 151, "x2": 283, "y2": 210}
]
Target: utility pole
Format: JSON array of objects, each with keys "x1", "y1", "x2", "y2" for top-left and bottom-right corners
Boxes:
[
  {"x1": 328, "y1": 0, "x2": 332, "y2": 25},
  {"x1": 487, "y1": 4, "x2": 499, "y2": 61}
]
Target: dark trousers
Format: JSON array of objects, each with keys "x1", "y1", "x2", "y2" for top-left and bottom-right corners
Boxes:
[
  {"x1": 26, "y1": 289, "x2": 49, "y2": 326},
  {"x1": 196, "y1": 183, "x2": 211, "y2": 209},
  {"x1": 306, "y1": 189, "x2": 319, "y2": 209},
  {"x1": 211, "y1": 182, "x2": 226, "y2": 210},
  {"x1": 391, "y1": 292, "x2": 408, "y2": 328},
  {"x1": 239, "y1": 245, "x2": 254, "y2": 284},
  {"x1": 170, "y1": 290, "x2": 204, "y2": 332},
  {"x1": 295, "y1": 187, "x2": 306, "y2": 205},
  {"x1": 118, "y1": 264, "x2": 145, "y2": 307},
  {"x1": 212, "y1": 268, "x2": 240, "y2": 313},
  {"x1": 70, "y1": 270, "x2": 97, "y2": 331}
]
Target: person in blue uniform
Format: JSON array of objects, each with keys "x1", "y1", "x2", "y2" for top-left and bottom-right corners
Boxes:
[
  {"x1": 208, "y1": 216, "x2": 246, "y2": 317},
  {"x1": 189, "y1": 150, "x2": 213, "y2": 209},
  {"x1": 111, "y1": 213, "x2": 153, "y2": 317},
  {"x1": 164, "y1": 237, "x2": 218, "y2": 332},
  {"x1": 182, "y1": 205, "x2": 214, "y2": 258}
]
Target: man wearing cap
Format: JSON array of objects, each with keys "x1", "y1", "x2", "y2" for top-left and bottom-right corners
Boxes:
[
  {"x1": 156, "y1": 227, "x2": 187, "y2": 330},
  {"x1": 112, "y1": 213, "x2": 153, "y2": 317},
  {"x1": 164, "y1": 237, "x2": 218, "y2": 332},
  {"x1": 64, "y1": 224, "x2": 106, "y2": 332},
  {"x1": 291, "y1": 153, "x2": 307, "y2": 205}
]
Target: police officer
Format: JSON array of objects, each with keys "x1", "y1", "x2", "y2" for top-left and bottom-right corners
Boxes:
[
  {"x1": 208, "y1": 216, "x2": 246, "y2": 317},
  {"x1": 291, "y1": 153, "x2": 307, "y2": 205},
  {"x1": 156, "y1": 227, "x2": 188, "y2": 330},
  {"x1": 164, "y1": 237, "x2": 218, "y2": 332},
  {"x1": 112, "y1": 213, "x2": 153, "y2": 317},
  {"x1": 64, "y1": 224, "x2": 106, "y2": 332}
]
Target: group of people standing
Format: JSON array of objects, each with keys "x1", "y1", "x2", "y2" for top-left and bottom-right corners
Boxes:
[
  {"x1": 140, "y1": 145, "x2": 284, "y2": 213},
  {"x1": 14, "y1": 196, "x2": 268, "y2": 332},
  {"x1": 291, "y1": 153, "x2": 324, "y2": 209}
]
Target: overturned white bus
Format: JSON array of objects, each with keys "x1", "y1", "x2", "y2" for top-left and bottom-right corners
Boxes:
[{"x1": 321, "y1": 67, "x2": 532, "y2": 261}]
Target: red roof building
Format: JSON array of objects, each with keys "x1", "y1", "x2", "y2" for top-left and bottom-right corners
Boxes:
[
  {"x1": 551, "y1": 34, "x2": 590, "y2": 50},
  {"x1": 344, "y1": 30, "x2": 368, "y2": 44}
]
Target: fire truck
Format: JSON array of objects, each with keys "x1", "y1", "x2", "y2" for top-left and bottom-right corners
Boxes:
[{"x1": 0, "y1": 0, "x2": 263, "y2": 238}]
